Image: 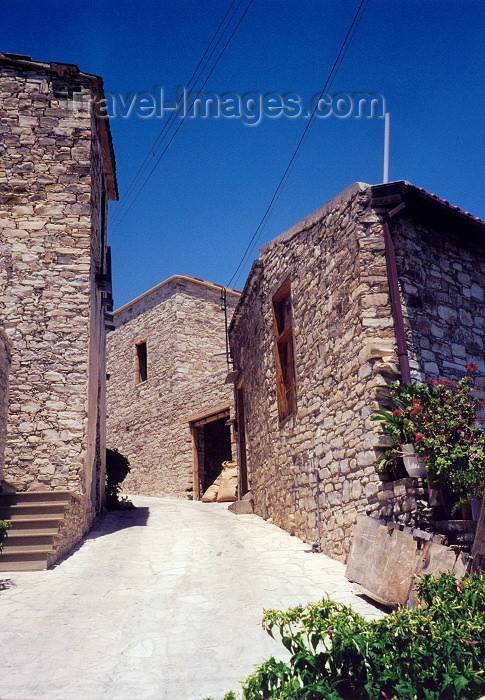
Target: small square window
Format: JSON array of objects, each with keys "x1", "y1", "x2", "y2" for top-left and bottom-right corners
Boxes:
[
  {"x1": 273, "y1": 280, "x2": 297, "y2": 419},
  {"x1": 135, "y1": 341, "x2": 147, "y2": 384}
]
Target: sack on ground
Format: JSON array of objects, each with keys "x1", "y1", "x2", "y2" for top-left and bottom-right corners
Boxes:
[
  {"x1": 201, "y1": 473, "x2": 222, "y2": 502},
  {"x1": 217, "y1": 467, "x2": 238, "y2": 502}
]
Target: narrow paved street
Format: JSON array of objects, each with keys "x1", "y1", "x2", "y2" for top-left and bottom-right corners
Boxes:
[{"x1": 0, "y1": 496, "x2": 382, "y2": 699}]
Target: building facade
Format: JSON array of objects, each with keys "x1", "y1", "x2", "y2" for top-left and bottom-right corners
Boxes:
[
  {"x1": 106, "y1": 275, "x2": 240, "y2": 499},
  {"x1": 229, "y1": 181, "x2": 485, "y2": 561},
  {"x1": 0, "y1": 53, "x2": 117, "y2": 562}
]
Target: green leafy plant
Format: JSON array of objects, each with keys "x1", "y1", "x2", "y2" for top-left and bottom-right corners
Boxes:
[
  {"x1": 105, "y1": 448, "x2": 132, "y2": 509},
  {"x1": 371, "y1": 366, "x2": 485, "y2": 504},
  {"x1": 0, "y1": 519, "x2": 9, "y2": 552},
  {"x1": 216, "y1": 573, "x2": 485, "y2": 700}
]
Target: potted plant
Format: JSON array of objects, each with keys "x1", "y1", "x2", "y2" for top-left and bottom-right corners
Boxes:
[
  {"x1": 372, "y1": 364, "x2": 485, "y2": 512},
  {"x1": 371, "y1": 385, "x2": 428, "y2": 478}
]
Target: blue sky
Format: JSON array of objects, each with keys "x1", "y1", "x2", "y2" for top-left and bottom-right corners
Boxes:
[{"x1": 2, "y1": 0, "x2": 484, "y2": 306}]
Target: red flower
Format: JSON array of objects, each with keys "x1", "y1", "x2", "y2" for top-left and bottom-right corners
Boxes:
[
  {"x1": 392, "y1": 409, "x2": 403, "y2": 415},
  {"x1": 466, "y1": 362, "x2": 479, "y2": 372},
  {"x1": 412, "y1": 398, "x2": 422, "y2": 403},
  {"x1": 415, "y1": 433, "x2": 424, "y2": 441},
  {"x1": 457, "y1": 429, "x2": 463, "y2": 433},
  {"x1": 435, "y1": 379, "x2": 447, "y2": 385},
  {"x1": 426, "y1": 378, "x2": 435, "y2": 385},
  {"x1": 410, "y1": 406, "x2": 423, "y2": 415}
]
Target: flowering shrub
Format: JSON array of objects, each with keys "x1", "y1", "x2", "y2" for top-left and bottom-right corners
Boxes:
[
  {"x1": 211, "y1": 573, "x2": 485, "y2": 699},
  {"x1": 371, "y1": 367, "x2": 485, "y2": 503}
]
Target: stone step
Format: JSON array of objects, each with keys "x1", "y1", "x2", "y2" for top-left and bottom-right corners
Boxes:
[
  {"x1": 3, "y1": 515, "x2": 63, "y2": 531},
  {"x1": 0, "y1": 549, "x2": 52, "y2": 571},
  {"x1": 433, "y1": 519, "x2": 477, "y2": 534},
  {"x1": 3, "y1": 531, "x2": 59, "y2": 548},
  {"x1": 0, "y1": 489, "x2": 72, "y2": 571},
  {"x1": 0, "y1": 490, "x2": 72, "y2": 505},
  {"x1": 0, "y1": 502, "x2": 68, "y2": 518}
]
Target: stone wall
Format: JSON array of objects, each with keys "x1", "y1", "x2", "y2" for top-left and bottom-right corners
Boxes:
[
  {"x1": 230, "y1": 184, "x2": 399, "y2": 560},
  {"x1": 106, "y1": 276, "x2": 240, "y2": 498},
  {"x1": 48, "y1": 493, "x2": 95, "y2": 566},
  {"x1": 0, "y1": 329, "x2": 11, "y2": 480},
  {"x1": 230, "y1": 182, "x2": 485, "y2": 561},
  {"x1": 0, "y1": 54, "x2": 115, "y2": 525},
  {"x1": 391, "y1": 214, "x2": 485, "y2": 390}
]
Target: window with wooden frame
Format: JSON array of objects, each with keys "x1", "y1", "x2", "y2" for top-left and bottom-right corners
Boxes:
[
  {"x1": 273, "y1": 280, "x2": 297, "y2": 419},
  {"x1": 135, "y1": 340, "x2": 148, "y2": 384}
]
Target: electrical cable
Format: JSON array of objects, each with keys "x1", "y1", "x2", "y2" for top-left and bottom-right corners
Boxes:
[
  {"x1": 110, "y1": 0, "x2": 242, "y2": 228},
  {"x1": 111, "y1": 0, "x2": 254, "y2": 234},
  {"x1": 226, "y1": 0, "x2": 369, "y2": 289}
]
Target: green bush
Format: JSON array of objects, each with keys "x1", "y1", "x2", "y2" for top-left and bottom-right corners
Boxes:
[
  {"x1": 0, "y1": 519, "x2": 9, "y2": 552},
  {"x1": 105, "y1": 448, "x2": 131, "y2": 508},
  {"x1": 215, "y1": 573, "x2": 485, "y2": 700}
]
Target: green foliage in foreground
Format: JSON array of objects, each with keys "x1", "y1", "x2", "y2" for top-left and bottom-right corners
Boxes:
[
  {"x1": 0, "y1": 519, "x2": 8, "y2": 551},
  {"x1": 208, "y1": 573, "x2": 485, "y2": 700}
]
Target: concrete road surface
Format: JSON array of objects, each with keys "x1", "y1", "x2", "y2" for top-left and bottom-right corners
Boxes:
[{"x1": 0, "y1": 496, "x2": 382, "y2": 700}]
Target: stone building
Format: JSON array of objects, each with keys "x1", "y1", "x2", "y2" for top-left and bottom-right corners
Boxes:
[
  {"x1": 106, "y1": 275, "x2": 241, "y2": 499},
  {"x1": 229, "y1": 181, "x2": 485, "y2": 561},
  {"x1": 0, "y1": 53, "x2": 117, "y2": 568}
]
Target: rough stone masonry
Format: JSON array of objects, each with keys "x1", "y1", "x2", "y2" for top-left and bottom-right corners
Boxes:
[
  {"x1": 0, "y1": 54, "x2": 117, "y2": 541},
  {"x1": 106, "y1": 275, "x2": 240, "y2": 499},
  {"x1": 229, "y1": 181, "x2": 485, "y2": 561}
]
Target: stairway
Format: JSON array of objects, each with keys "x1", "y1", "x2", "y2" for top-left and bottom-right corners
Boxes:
[{"x1": 0, "y1": 491, "x2": 71, "y2": 571}]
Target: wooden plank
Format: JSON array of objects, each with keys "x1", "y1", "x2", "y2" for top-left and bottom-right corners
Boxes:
[
  {"x1": 407, "y1": 542, "x2": 467, "y2": 609},
  {"x1": 471, "y1": 492, "x2": 485, "y2": 572},
  {"x1": 346, "y1": 516, "x2": 469, "y2": 609},
  {"x1": 346, "y1": 516, "x2": 421, "y2": 607},
  {"x1": 183, "y1": 403, "x2": 230, "y2": 425}
]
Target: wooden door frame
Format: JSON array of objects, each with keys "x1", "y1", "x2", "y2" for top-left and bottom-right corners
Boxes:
[{"x1": 187, "y1": 405, "x2": 231, "y2": 500}]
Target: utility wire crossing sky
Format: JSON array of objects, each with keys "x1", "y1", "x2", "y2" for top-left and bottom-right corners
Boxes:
[{"x1": 2, "y1": 0, "x2": 484, "y2": 306}]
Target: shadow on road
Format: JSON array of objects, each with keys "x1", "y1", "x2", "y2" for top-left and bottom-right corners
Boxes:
[
  {"x1": 0, "y1": 578, "x2": 16, "y2": 591},
  {"x1": 89, "y1": 506, "x2": 151, "y2": 539},
  {"x1": 52, "y1": 507, "x2": 151, "y2": 568}
]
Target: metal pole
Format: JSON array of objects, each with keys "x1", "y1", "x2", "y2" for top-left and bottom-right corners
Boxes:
[
  {"x1": 383, "y1": 112, "x2": 390, "y2": 184},
  {"x1": 221, "y1": 288, "x2": 230, "y2": 371}
]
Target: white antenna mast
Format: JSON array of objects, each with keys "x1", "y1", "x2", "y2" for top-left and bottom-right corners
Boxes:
[{"x1": 383, "y1": 112, "x2": 390, "y2": 183}]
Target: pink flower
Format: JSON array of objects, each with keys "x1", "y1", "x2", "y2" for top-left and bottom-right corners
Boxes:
[
  {"x1": 466, "y1": 363, "x2": 479, "y2": 372},
  {"x1": 471, "y1": 453, "x2": 478, "y2": 458}
]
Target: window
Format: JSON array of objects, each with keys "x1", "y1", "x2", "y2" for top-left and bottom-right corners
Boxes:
[
  {"x1": 135, "y1": 340, "x2": 147, "y2": 384},
  {"x1": 273, "y1": 280, "x2": 297, "y2": 419}
]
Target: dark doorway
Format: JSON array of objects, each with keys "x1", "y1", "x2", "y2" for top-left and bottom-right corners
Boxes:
[
  {"x1": 191, "y1": 410, "x2": 232, "y2": 498},
  {"x1": 201, "y1": 417, "x2": 232, "y2": 492}
]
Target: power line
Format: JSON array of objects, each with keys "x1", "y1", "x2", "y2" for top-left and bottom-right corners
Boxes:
[
  {"x1": 110, "y1": 0, "x2": 243, "y2": 229},
  {"x1": 111, "y1": 0, "x2": 242, "y2": 225},
  {"x1": 226, "y1": 0, "x2": 369, "y2": 289},
  {"x1": 111, "y1": 0, "x2": 254, "y2": 235}
]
